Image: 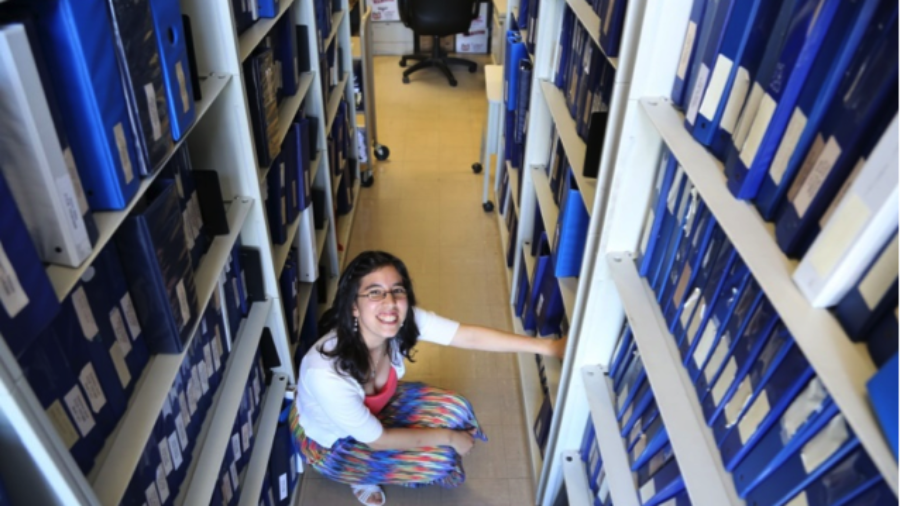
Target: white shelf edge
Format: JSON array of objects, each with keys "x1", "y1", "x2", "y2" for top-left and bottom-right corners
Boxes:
[
  {"x1": 45, "y1": 73, "x2": 234, "y2": 301},
  {"x1": 323, "y1": 10, "x2": 346, "y2": 51},
  {"x1": 336, "y1": 178, "x2": 361, "y2": 269},
  {"x1": 325, "y1": 73, "x2": 350, "y2": 132},
  {"x1": 581, "y1": 365, "x2": 640, "y2": 506},
  {"x1": 508, "y1": 161, "x2": 521, "y2": 215},
  {"x1": 558, "y1": 276, "x2": 577, "y2": 324},
  {"x1": 606, "y1": 251, "x2": 741, "y2": 505},
  {"x1": 239, "y1": 0, "x2": 297, "y2": 62},
  {"x1": 236, "y1": 373, "x2": 289, "y2": 506},
  {"x1": 273, "y1": 213, "x2": 304, "y2": 276},
  {"x1": 532, "y1": 166, "x2": 559, "y2": 236},
  {"x1": 539, "y1": 80, "x2": 596, "y2": 216},
  {"x1": 563, "y1": 0, "x2": 618, "y2": 70},
  {"x1": 561, "y1": 450, "x2": 594, "y2": 506},
  {"x1": 516, "y1": 351, "x2": 545, "y2": 484},
  {"x1": 88, "y1": 197, "x2": 253, "y2": 506},
  {"x1": 178, "y1": 299, "x2": 273, "y2": 506},
  {"x1": 639, "y1": 97, "x2": 898, "y2": 494}
]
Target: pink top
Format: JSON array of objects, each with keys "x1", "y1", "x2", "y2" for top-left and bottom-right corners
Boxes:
[{"x1": 363, "y1": 367, "x2": 398, "y2": 415}]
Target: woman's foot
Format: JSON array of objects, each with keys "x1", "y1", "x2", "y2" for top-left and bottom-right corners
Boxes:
[{"x1": 350, "y1": 484, "x2": 386, "y2": 505}]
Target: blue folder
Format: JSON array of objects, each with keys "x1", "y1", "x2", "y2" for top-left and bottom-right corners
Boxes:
[
  {"x1": 665, "y1": 224, "x2": 727, "y2": 333},
  {"x1": 682, "y1": 0, "x2": 736, "y2": 129},
  {"x1": 626, "y1": 399, "x2": 660, "y2": 448},
  {"x1": 296, "y1": 119, "x2": 313, "y2": 211},
  {"x1": 636, "y1": 447, "x2": 684, "y2": 506},
  {"x1": 753, "y1": 0, "x2": 889, "y2": 220},
  {"x1": 116, "y1": 180, "x2": 199, "y2": 354},
  {"x1": 637, "y1": 149, "x2": 678, "y2": 280},
  {"x1": 504, "y1": 32, "x2": 527, "y2": 111},
  {"x1": 598, "y1": 0, "x2": 627, "y2": 57},
  {"x1": 832, "y1": 232, "x2": 898, "y2": 341},
  {"x1": 258, "y1": 0, "x2": 280, "y2": 18},
  {"x1": 553, "y1": 170, "x2": 590, "y2": 278},
  {"x1": 28, "y1": 0, "x2": 142, "y2": 210},
  {"x1": 671, "y1": 0, "x2": 708, "y2": 108},
  {"x1": 867, "y1": 353, "x2": 898, "y2": 459},
  {"x1": 659, "y1": 206, "x2": 716, "y2": 323},
  {"x1": 515, "y1": 254, "x2": 530, "y2": 318},
  {"x1": 148, "y1": 0, "x2": 196, "y2": 140},
  {"x1": 533, "y1": 256, "x2": 564, "y2": 336},
  {"x1": 614, "y1": 351, "x2": 644, "y2": 412},
  {"x1": 554, "y1": 9, "x2": 575, "y2": 90},
  {"x1": 671, "y1": 237, "x2": 734, "y2": 350},
  {"x1": 620, "y1": 376, "x2": 655, "y2": 436},
  {"x1": 866, "y1": 309, "x2": 898, "y2": 368},
  {"x1": 580, "y1": 418, "x2": 596, "y2": 463},
  {"x1": 649, "y1": 167, "x2": 691, "y2": 295}
]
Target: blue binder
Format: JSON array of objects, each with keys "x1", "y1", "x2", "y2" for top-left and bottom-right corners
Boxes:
[
  {"x1": 28, "y1": 0, "x2": 141, "y2": 210},
  {"x1": 671, "y1": 0, "x2": 708, "y2": 108},
  {"x1": 515, "y1": 60, "x2": 533, "y2": 146},
  {"x1": 296, "y1": 119, "x2": 312, "y2": 211},
  {"x1": 636, "y1": 446, "x2": 684, "y2": 506},
  {"x1": 637, "y1": 150, "x2": 678, "y2": 280},
  {"x1": 597, "y1": 0, "x2": 627, "y2": 58},
  {"x1": 553, "y1": 170, "x2": 590, "y2": 278},
  {"x1": 554, "y1": 9, "x2": 575, "y2": 90},
  {"x1": 867, "y1": 353, "x2": 898, "y2": 459},
  {"x1": 504, "y1": 32, "x2": 527, "y2": 111},
  {"x1": 650, "y1": 167, "x2": 691, "y2": 295},
  {"x1": 866, "y1": 309, "x2": 898, "y2": 368},
  {"x1": 614, "y1": 351, "x2": 644, "y2": 412},
  {"x1": 659, "y1": 207, "x2": 716, "y2": 323},
  {"x1": 258, "y1": 0, "x2": 280, "y2": 18},
  {"x1": 682, "y1": 0, "x2": 736, "y2": 129},
  {"x1": 626, "y1": 400, "x2": 660, "y2": 449},
  {"x1": 245, "y1": 47, "x2": 281, "y2": 168},
  {"x1": 671, "y1": 238, "x2": 734, "y2": 352},
  {"x1": 534, "y1": 257, "x2": 564, "y2": 336},
  {"x1": 784, "y1": 444, "x2": 882, "y2": 506},
  {"x1": 267, "y1": 153, "x2": 289, "y2": 244},
  {"x1": 665, "y1": 224, "x2": 728, "y2": 333},
  {"x1": 148, "y1": 0, "x2": 196, "y2": 140},
  {"x1": 753, "y1": 0, "x2": 889, "y2": 220},
  {"x1": 723, "y1": 0, "x2": 853, "y2": 200},
  {"x1": 832, "y1": 232, "x2": 898, "y2": 341},
  {"x1": 116, "y1": 180, "x2": 199, "y2": 354},
  {"x1": 106, "y1": 0, "x2": 173, "y2": 174}
]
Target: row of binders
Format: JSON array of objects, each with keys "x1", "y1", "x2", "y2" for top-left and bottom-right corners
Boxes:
[
  {"x1": 503, "y1": 26, "x2": 533, "y2": 171},
  {"x1": 330, "y1": 99, "x2": 357, "y2": 216},
  {"x1": 252, "y1": 397, "x2": 303, "y2": 506},
  {"x1": 552, "y1": 6, "x2": 616, "y2": 179},
  {"x1": 211, "y1": 354, "x2": 269, "y2": 506},
  {"x1": 670, "y1": 0, "x2": 898, "y2": 264},
  {"x1": 514, "y1": 0, "x2": 539, "y2": 55},
  {"x1": 0, "y1": 0, "x2": 204, "y2": 269},
  {"x1": 621, "y1": 148, "x2": 896, "y2": 503}
]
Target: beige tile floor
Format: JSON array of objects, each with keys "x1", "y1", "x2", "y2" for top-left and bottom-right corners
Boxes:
[{"x1": 298, "y1": 55, "x2": 536, "y2": 505}]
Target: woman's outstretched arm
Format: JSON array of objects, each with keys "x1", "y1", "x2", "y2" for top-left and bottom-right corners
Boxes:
[{"x1": 449, "y1": 324, "x2": 567, "y2": 359}]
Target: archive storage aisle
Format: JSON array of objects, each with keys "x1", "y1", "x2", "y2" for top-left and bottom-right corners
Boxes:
[
  {"x1": 0, "y1": 0, "x2": 361, "y2": 504},
  {"x1": 495, "y1": 0, "x2": 898, "y2": 505}
]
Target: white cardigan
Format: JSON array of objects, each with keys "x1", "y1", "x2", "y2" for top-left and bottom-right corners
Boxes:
[{"x1": 296, "y1": 308, "x2": 459, "y2": 447}]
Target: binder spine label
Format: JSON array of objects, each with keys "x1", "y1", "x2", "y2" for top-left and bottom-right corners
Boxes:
[
  {"x1": 738, "y1": 389, "x2": 769, "y2": 444},
  {"x1": 242, "y1": 421, "x2": 251, "y2": 451},
  {"x1": 176, "y1": 279, "x2": 191, "y2": 326},
  {"x1": 46, "y1": 400, "x2": 80, "y2": 449},
  {"x1": 639, "y1": 474, "x2": 656, "y2": 502},
  {"x1": 791, "y1": 137, "x2": 842, "y2": 217},
  {"x1": 110, "y1": 306, "x2": 132, "y2": 356},
  {"x1": 55, "y1": 176, "x2": 91, "y2": 258},
  {"x1": 801, "y1": 414, "x2": 848, "y2": 473},
  {"x1": 818, "y1": 159, "x2": 864, "y2": 228},
  {"x1": 809, "y1": 193, "x2": 868, "y2": 276},
  {"x1": 109, "y1": 344, "x2": 132, "y2": 387},
  {"x1": 175, "y1": 412, "x2": 189, "y2": 450},
  {"x1": 685, "y1": 301, "x2": 706, "y2": 346},
  {"x1": 782, "y1": 378, "x2": 827, "y2": 439},
  {"x1": 858, "y1": 235, "x2": 899, "y2": 309},
  {"x1": 677, "y1": 22, "x2": 697, "y2": 80},
  {"x1": 691, "y1": 318, "x2": 719, "y2": 369},
  {"x1": 639, "y1": 209, "x2": 655, "y2": 255},
  {"x1": 221, "y1": 474, "x2": 233, "y2": 503},
  {"x1": 229, "y1": 461, "x2": 238, "y2": 489},
  {"x1": 176, "y1": 62, "x2": 189, "y2": 114},
  {"x1": 198, "y1": 361, "x2": 209, "y2": 393},
  {"x1": 0, "y1": 242, "x2": 28, "y2": 318},
  {"x1": 113, "y1": 122, "x2": 135, "y2": 184},
  {"x1": 78, "y1": 364, "x2": 107, "y2": 413},
  {"x1": 711, "y1": 357, "x2": 737, "y2": 405},
  {"x1": 63, "y1": 385, "x2": 96, "y2": 437},
  {"x1": 72, "y1": 287, "x2": 99, "y2": 339},
  {"x1": 231, "y1": 433, "x2": 242, "y2": 461},
  {"x1": 739, "y1": 92, "x2": 777, "y2": 166},
  {"x1": 699, "y1": 55, "x2": 733, "y2": 121},
  {"x1": 734, "y1": 83, "x2": 765, "y2": 151},
  {"x1": 769, "y1": 108, "x2": 807, "y2": 184},
  {"x1": 686, "y1": 63, "x2": 710, "y2": 125},
  {"x1": 279, "y1": 473, "x2": 288, "y2": 499},
  {"x1": 724, "y1": 374, "x2": 754, "y2": 426},
  {"x1": 144, "y1": 83, "x2": 163, "y2": 141},
  {"x1": 158, "y1": 439, "x2": 174, "y2": 475},
  {"x1": 168, "y1": 432, "x2": 184, "y2": 469},
  {"x1": 721, "y1": 67, "x2": 750, "y2": 135},
  {"x1": 63, "y1": 148, "x2": 89, "y2": 215},
  {"x1": 785, "y1": 491, "x2": 809, "y2": 506}
]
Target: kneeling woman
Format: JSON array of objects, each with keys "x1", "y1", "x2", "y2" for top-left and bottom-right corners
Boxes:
[{"x1": 291, "y1": 251, "x2": 565, "y2": 505}]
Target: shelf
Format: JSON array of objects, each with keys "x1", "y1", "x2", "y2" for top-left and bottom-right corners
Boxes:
[
  {"x1": 563, "y1": 0, "x2": 618, "y2": 70},
  {"x1": 532, "y1": 166, "x2": 559, "y2": 235},
  {"x1": 239, "y1": 0, "x2": 297, "y2": 62},
  {"x1": 178, "y1": 300, "x2": 273, "y2": 505},
  {"x1": 508, "y1": 161, "x2": 520, "y2": 215},
  {"x1": 581, "y1": 365, "x2": 640, "y2": 506},
  {"x1": 325, "y1": 73, "x2": 350, "y2": 131},
  {"x1": 606, "y1": 251, "x2": 741, "y2": 505},
  {"x1": 323, "y1": 10, "x2": 346, "y2": 52},
  {"x1": 639, "y1": 97, "x2": 898, "y2": 494},
  {"x1": 561, "y1": 451, "x2": 593, "y2": 506},
  {"x1": 516, "y1": 351, "x2": 545, "y2": 483},
  {"x1": 336, "y1": 178, "x2": 361, "y2": 269},
  {"x1": 273, "y1": 213, "x2": 303, "y2": 276},
  {"x1": 236, "y1": 373, "x2": 289, "y2": 506},
  {"x1": 45, "y1": 73, "x2": 233, "y2": 301},
  {"x1": 86, "y1": 197, "x2": 253, "y2": 505},
  {"x1": 539, "y1": 80, "x2": 596, "y2": 215},
  {"x1": 558, "y1": 276, "x2": 577, "y2": 324}
]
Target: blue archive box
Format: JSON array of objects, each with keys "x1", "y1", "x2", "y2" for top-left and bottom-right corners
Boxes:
[
  {"x1": 723, "y1": 0, "x2": 855, "y2": 201},
  {"x1": 630, "y1": 414, "x2": 669, "y2": 471},
  {"x1": 689, "y1": 0, "x2": 784, "y2": 150},
  {"x1": 26, "y1": 0, "x2": 142, "y2": 210},
  {"x1": 597, "y1": 0, "x2": 627, "y2": 58},
  {"x1": 534, "y1": 250, "x2": 564, "y2": 336},
  {"x1": 670, "y1": 0, "x2": 707, "y2": 108},
  {"x1": 245, "y1": 46, "x2": 281, "y2": 168},
  {"x1": 665, "y1": 224, "x2": 728, "y2": 335},
  {"x1": 843, "y1": 480, "x2": 896, "y2": 506},
  {"x1": 148, "y1": 0, "x2": 196, "y2": 140},
  {"x1": 553, "y1": 170, "x2": 590, "y2": 278},
  {"x1": 554, "y1": 9, "x2": 574, "y2": 89},
  {"x1": 650, "y1": 166, "x2": 691, "y2": 295},
  {"x1": 514, "y1": 252, "x2": 530, "y2": 315},
  {"x1": 274, "y1": 13, "x2": 299, "y2": 98},
  {"x1": 281, "y1": 125, "x2": 299, "y2": 223},
  {"x1": 637, "y1": 149, "x2": 678, "y2": 280},
  {"x1": 105, "y1": 0, "x2": 173, "y2": 175},
  {"x1": 116, "y1": 179, "x2": 199, "y2": 354},
  {"x1": 504, "y1": 32, "x2": 527, "y2": 111},
  {"x1": 659, "y1": 206, "x2": 715, "y2": 324},
  {"x1": 775, "y1": 50, "x2": 898, "y2": 258},
  {"x1": 0, "y1": 171, "x2": 61, "y2": 356},
  {"x1": 515, "y1": 60, "x2": 533, "y2": 146},
  {"x1": 867, "y1": 353, "x2": 898, "y2": 459},
  {"x1": 832, "y1": 232, "x2": 898, "y2": 341},
  {"x1": 636, "y1": 445, "x2": 683, "y2": 506},
  {"x1": 778, "y1": 443, "x2": 882, "y2": 506},
  {"x1": 580, "y1": 419, "x2": 596, "y2": 462},
  {"x1": 753, "y1": 0, "x2": 889, "y2": 220},
  {"x1": 682, "y1": 0, "x2": 736, "y2": 130},
  {"x1": 230, "y1": 236, "x2": 250, "y2": 318},
  {"x1": 267, "y1": 152, "x2": 289, "y2": 245},
  {"x1": 534, "y1": 394, "x2": 553, "y2": 457},
  {"x1": 866, "y1": 309, "x2": 898, "y2": 368}
]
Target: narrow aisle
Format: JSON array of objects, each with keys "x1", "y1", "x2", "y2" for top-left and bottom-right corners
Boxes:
[{"x1": 299, "y1": 56, "x2": 536, "y2": 506}]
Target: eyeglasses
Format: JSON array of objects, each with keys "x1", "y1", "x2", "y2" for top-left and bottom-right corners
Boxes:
[{"x1": 357, "y1": 287, "x2": 408, "y2": 301}]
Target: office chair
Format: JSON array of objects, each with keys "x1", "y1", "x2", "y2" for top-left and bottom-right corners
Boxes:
[{"x1": 398, "y1": 0, "x2": 479, "y2": 87}]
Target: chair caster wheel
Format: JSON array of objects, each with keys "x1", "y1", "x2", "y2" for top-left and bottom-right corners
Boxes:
[
  {"x1": 472, "y1": 163, "x2": 482, "y2": 174},
  {"x1": 403, "y1": 76, "x2": 410, "y2": 84},
  {"x1": 400, "y1": 59, "x2": 407, "y2": 67},
  {"x1": 361, "y1": 173, "x2": 375, "y2": 188},
  {"x1": 483, "y1": 201, "x2": 494, "y2": 213},
  {"x1": 469, "y1": 64, "x2": 477, "y2": 73},
  {"x1": 374, "y1": 145, "x2": 390, "y2": 161},
  {"x1": 449, "y1": 79, "x2": 458, "y2": 87}
]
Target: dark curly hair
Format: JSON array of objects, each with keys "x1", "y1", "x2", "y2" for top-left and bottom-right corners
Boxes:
[{"x1": 318, "y1": 251, "x2": 420, "y2": 384}]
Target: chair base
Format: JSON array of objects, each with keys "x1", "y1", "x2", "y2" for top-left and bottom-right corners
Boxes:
[{"x1": 400, "y1": 35, "x2": 477, "y2": 87}]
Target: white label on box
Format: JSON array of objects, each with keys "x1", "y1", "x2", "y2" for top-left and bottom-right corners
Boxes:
[
  {"x1": 699, "y1": 55, "x2": 733, "y2": 122},
  {"x1": 109, "y1": 344, "x2": 132, "y2": 388},
  {"x1": 733, "y1": 83, "x2": 765, "y2": 151},
  {"x1": 229, "y1": 462, "x2": 238, "y2": 490},
  {"x1": 811, "y1": 193, "x2": 870, "y2": 277},
  {"x1": 188, "y1": 374, "x2": 199, "y2": 414},
  {"x1": 221, "y1": 474, "x2": 233, "y2": 504},
  {"x1": 175, "y1": 415, "x2": 189, "y2": 451},
  {"x1": 158, "y1": 439, "x2": 173, "y2": 475},
  {"x1": 198, "y1": 361, "x2": 210, "y2": 394},
  {"x1": 71, "y1": 287, "x2": 99, "y2": 339},
  {"x1": 691, "y1": 318, "x2": 719, "y2": 369},
  {"x1": 819, "y1": 159, "x2": 865, "y2": 229},
  {"x1": 176, "y1": 61, "x2": 190, "y2": 114},
  {"x1": 739, "y1": 93, "x2": 777, "y2": 167},
  {"x1": 176, "y1": 279, "x2": 191, "y2": 326},
  {"x1": 64, "y1": 386, "x2": 96, "y2": 437},
  {"x1": 686, "y1": 63, "x2": 710, "y2": 125},
  {"x1": 639, "y1": 476, "x2": 656, "y2": 503},
  {"x1": 677, "y1": 21, "x2": 697, "y2": 80},
  {"x1": 110, "y1": 306, "x2": 132, "y2": 356},
  {"x1": 738, "y1": 390, "x2": 770, "y2": 444},
  {"x1": 178, "y1": 392, "x2": 191, "y2": 428},
  {"x1": 201, "y1": 317, "x2": 208, "y2": 336},
  {"x1": 54, "y1": 176, "x2": 92, "y2": 258},
  {"x1": 144, "y1": 83, "x2": 163, "y2": 140},
  {"x1": 79, "y1": 364, "x2": 107, "y2": 413},
  {"x1": 784, "y1": 492, "x2": 810, "y2": 506},
  {"x1": 155, "y1": 464, "x2": 170, "y2": 502},
  {"x1": 793, "y1": 137, "x2": 843, "y2": 218},
  {"x1": 168, "y1": 432, "x2": 184, "y2": 470},
  {"x1": 63, "y1": 148, "x2": 90, "y2": 214},
  {"x1": 721, "y1": 67, "x2": 750, "y2": 135},
  {"x1": 120, "y1": 293, "x2": 142, "y2": 340},
  {"x1": 724, "y1": 374, "x2": 754, "y2": 426},
  {"x1": 802, "y1": 414, "x2": 848, "y2": 473},
  {"x1": 632, "y1": 433, "x2": 647, "y2": 460},
  {"x1": 859, "y1": 234, "x2": 899, "y2": 310},
  {"x1": 145, "y1": 482, "x2": 161, "y2": 506},
  {"x1": 711, "y1": 357, "x2": 737, "y2": 405},
  {"x1": 673, "y1": 263, "x2": 693, "y2": 307},
  {"x1": 113, "y1": 122, "x2": 134, "y2": 183},
  {"x1": 231, "y1": 433, "x2": 242, "y2": 462},
  {"x1": 204, "y1": 344, "x2": 214, "y2": 373},
  {"x1": 213, "y1": 329, "x2": 223, "y2": 370},
  {"x1": 682, "y1": 296, "x2": 703, "y2": 331},
  {"x1": 0, "y1": 242, "x2": 29, "y2": 319},
  {"x1": 46, "y1": 400, "x2": 80, "y2": 449},
  {"x1": 242, "y1": 421, "x2": 251, "y2": 451},
  {"x1": 279, "y1": 473, "x2": 288, "y2": 500},
  {"x1": 253, "y1": 377, "x2": 261, "y2": 404},
  {"x1": 703, "y1": 336, "x2": 730, "y2": 385},
  {"x1": 769, "y1": 108, "x2": 808, "y2": 185}
]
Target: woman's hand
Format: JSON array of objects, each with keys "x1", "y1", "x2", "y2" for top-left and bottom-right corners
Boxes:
[
  {"x1": 547, "y1": 335, "x2": 568, "y2": 360},
  {"x1": 446, "y1": 428, "x2": 477, "y2": 456}
]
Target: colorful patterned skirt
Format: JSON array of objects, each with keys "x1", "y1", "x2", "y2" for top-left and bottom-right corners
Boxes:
[{"x1": 290, "y1": 382, "x2": 487, "y2": 488}]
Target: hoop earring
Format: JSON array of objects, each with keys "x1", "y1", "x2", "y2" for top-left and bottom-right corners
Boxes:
[{"x1": 353, "y1": 317, "x2": 358, "y2": 333}]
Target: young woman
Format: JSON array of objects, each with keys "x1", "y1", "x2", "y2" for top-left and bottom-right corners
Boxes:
[{"x1": 290, "y1": 251, "x2": 566, "y2": 505}]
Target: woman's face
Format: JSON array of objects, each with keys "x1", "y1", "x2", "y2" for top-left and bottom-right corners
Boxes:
[{"x1": 352, "y1": 265, "x2": 410, "y2": 347}]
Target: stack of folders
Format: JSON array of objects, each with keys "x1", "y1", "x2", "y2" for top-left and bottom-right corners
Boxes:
[
  {"x1": 671, "y1": 0, "x2": 898, "y2": 260},
  {"x1": 255, "y1": 395, "x2": 303, "y2": 506},
  {"x1": 211, "y1": 350, "x2": 269, "y2": 505},
  {"x1": 504, "y1": 28, "x2": 531, "y2": 171},
  {"x1": 0, "y1": 0, "x2": 200, "y2": 269},
  {"x1": 233, "y1": 0, "x2": 283, "y2": 35},
  {"x1": 123, "y1": 301, "x2": 238, "y2": 505},
  {"x1": 628, "y1": 147, "x2": 895, "y2": 505},
  {"x1": 245, "y1": 38, "x2": 282, "y2": 169},
  {"x1": 519, "y1": 232, "x2": 564, "y2": 337}
]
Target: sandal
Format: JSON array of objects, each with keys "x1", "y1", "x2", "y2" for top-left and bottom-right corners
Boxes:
[{"x1": 350, "y1": 484, "x2": 386, "y2": 506}]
